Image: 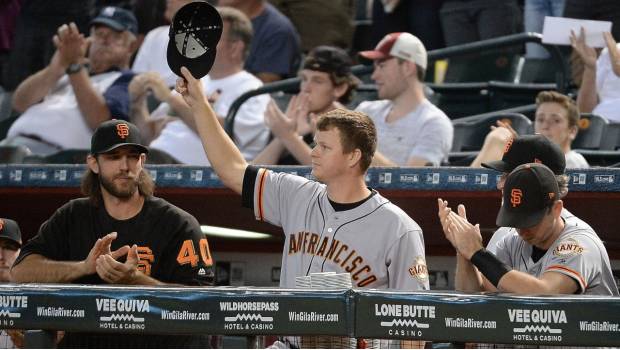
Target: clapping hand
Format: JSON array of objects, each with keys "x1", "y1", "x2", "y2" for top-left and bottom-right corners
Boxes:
[{"x1": 570, "y1": 27, "x2": 598, "y2": 70}]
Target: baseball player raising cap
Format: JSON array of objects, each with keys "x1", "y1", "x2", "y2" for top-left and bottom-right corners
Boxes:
[
  {"x1": 439, "y1": 163, "x2": 618, "y2": 295},
  {"x1": 176, "y1": 65, "x2": 429, "y2": 291}
]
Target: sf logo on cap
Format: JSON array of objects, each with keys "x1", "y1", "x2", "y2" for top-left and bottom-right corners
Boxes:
[
  {"x1": 510, "y1": 189, "x2": 522, "y2": 207},
  {"x1": 116, "y1": 123, "x2": 130, "y2": 139}
]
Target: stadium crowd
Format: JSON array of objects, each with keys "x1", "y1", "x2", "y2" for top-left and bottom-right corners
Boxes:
[{"x1": 0, "y1": 0, "x2": 620, "y2": 348}]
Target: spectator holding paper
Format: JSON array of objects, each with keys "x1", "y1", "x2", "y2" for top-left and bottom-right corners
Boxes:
[{"x1": 571, "y1": 27, "x2": 620, "y2": 122}]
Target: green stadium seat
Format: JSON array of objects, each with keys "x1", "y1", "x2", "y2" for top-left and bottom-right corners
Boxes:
[
  {"x1": 452, "y1": 112, "x2": 533, "y2": 152},
  {"x1": 572, "y1": 114, "x2": 609, "y2": 150}
]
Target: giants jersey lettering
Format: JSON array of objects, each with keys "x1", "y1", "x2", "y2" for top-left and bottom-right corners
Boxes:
[
  {"x1": 492, "y1": 218, "x2": 618, "y2": 296},
  {"x1": 250, "y1": 168, "x2": 429, "y2": 290}
]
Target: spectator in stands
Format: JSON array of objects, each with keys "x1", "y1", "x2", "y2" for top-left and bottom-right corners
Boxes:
[
  {"x1": 439, "y1": 0, "x2": 521, "y2": 47},
  {"x1": 524, "y1": 0, "x2": 565, "y2": 58},
  {"x1": 0, "y1": 7, "x2": 138, "y2": 156},
  {"x1": 10, "y1": 120, "x2": 214, "y2": 347},
  {"x1": 356, "y1": 32, "x2": 453, "y2": 166},
  {"x1": 132, "y1": 0, "x2": 195, "y2": 87},
  {"x1": 270, "y1": 0, "x2": 354, "y2": 52},
  {"x1": 0, "y1": 219, "x2": 22, "y2": 348},
  {"x1": 2, "y1": 1, "x2": 94, "y2": 91},
  {"x1": 571, "y1": 29, "x2": 620, "y2": 123},
  {"x1": 438, "y1": 162, "x2": 618, "y2": 296},
  {"x1": 131, "y1": 6, "x2": 269, "y2": 165},
  {"x1": 252, "y1": 45, "x2": 359, "y2": 165},
  {"x1": 471, "y1": 91, "x2": 589, "y2": 168},
  {"x1": 218, "y1": 0, "x2": 301, "y2": 83}
]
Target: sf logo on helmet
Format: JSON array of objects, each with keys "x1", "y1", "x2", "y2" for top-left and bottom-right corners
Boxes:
[
  {"x1": 510, "y1": 189, "x2": 522, "y2": 207},
  {"x1": 116, "y1": 123, "x2": 130, "y2": 139}
]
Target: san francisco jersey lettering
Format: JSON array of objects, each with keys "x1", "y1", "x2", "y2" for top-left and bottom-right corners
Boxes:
[{"x1": 251, "y1": 168, "x2": 429, "y2": 290}]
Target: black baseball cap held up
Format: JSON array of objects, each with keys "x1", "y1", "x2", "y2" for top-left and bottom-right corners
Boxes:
[
  {"x1": 167, "y1": 1, "x2": 223, "y2": 79},
  {"x1": 0, "y1": 218, "x2": 22, "y2": 248},
  {"x1": 482, "y1": 134, "x2": 566, "y2": 175},
  {"x1": 496, "y1": 163, "x2": 560, "y2": 229},
  {"x1": 91, "y1": 119, "x2": 149, "y2": 155},
  {"x1": 90, "y1": 6, "x2": 139, "y2": 35}
]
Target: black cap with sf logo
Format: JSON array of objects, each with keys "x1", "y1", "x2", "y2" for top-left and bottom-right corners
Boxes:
[
  {"x1": 167, "y1": 1, "x2": 223, "y2": 79},
  {"x1": 496, "y1": 163, "x2": 560, "y2": 229},
  {"x1": 90, "y1": 119, "x2": 149, "y2": 155}
]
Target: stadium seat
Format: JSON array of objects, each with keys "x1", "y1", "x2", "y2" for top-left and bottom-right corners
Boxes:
[
  {"x1": 442, "y1": 51, "x2": 520, "y2": 83},
  {"x1": 451, "y1": 112, "x2": 533, "y2": 152},
  {"x1": 348, "y1": 84, "x2": 378, "y2": 109},
  {"x1": 428, "y1": 83, "x2": 490, "y2": 119},
  {"x1": 146, "y1": 148, "x2": 181, "y2": 164},
  {"x1": 0, "y1": 145, "x2": 30, "y2": 163},
  {"x1": 515, "y1": 57, "x2": 560, "y2": 84},
  {"x1": 600, "y1": 122, "x2": 620, "y2": 151},
  {"x1": 488, "y1": 81, "x2": 556, "y2": 111},
  {"x1": 572, "y1": 114, "x2": 609, "y2": 150},
  {"x1": 0, "y1": 115, "x2": 18, "y2": 141},
  {"x1": 44, "y1": 149, "x2": 89, "y2": 164}
]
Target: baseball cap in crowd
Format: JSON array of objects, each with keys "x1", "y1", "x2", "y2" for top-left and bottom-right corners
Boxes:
[
  {"x1": 359, "y1": 32, "x2": 427, "y2": 70},
  {"x1": 91, "y1": 119, "x2": 149, "y2": 155},
  {"x1": 496, "y1": 163, "x2": 560, "y2": 229},
  {"x1": 303, "y1": 46, "x2": 354, "y2": 77},
  {"x1": 482, "y1": 134, "x2": 566, "y2": 175},
  {"x1": 167, "y1": 1, "x2": 223, "y2": 79},
  {"x1": 0, "y1": 218, "x2": 22, "y2": 249},
  {"x1": 90, "y1": 6, "x2": 138, "y2": 35}
]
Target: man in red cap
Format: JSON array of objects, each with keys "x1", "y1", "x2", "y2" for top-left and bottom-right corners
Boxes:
[{"x1": 357, "y1": 32, "x2": 453, "y2": 167}]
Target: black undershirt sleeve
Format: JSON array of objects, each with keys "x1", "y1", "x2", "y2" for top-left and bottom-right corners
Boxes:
[{"x1": 241, "y1": 165, "x2": 260, "y2": 209}]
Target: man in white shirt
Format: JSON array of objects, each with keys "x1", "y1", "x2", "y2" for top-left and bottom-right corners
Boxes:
[
  {"x1": 357, "y1": 32, "x2": 453, "y2": 166},
  {"x1": 132, "y1": 0, "x2": 196, "y2": 87},
  {"x1": 129, "y1": 6, "x2": 269, "y2": 165},
  {"x1": 2, "y1": 7, "x2": 139, "y2": 156}
]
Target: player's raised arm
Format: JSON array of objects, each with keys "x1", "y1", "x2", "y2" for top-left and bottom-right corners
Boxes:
[{"x1": 176, "y1": 66, "x2": 247, "y2": 194}]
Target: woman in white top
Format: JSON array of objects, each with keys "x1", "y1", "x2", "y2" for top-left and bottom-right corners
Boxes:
[{"x1": 571, "y1": 28, "x2": 620, "y2": 123}]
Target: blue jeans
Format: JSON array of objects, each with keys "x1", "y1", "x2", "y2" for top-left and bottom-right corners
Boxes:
[{"x1": 524, "y1": 0, "x2": 566, "y2": 58}]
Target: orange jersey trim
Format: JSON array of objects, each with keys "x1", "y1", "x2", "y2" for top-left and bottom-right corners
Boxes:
[
  {"x1": 546, "y1": 264, "x2": 587, "y2": 290},
  {"x1": 257, "y1": 168, "x2": 268, "y2": 221}
]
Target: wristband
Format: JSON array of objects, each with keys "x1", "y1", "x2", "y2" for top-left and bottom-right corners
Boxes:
[{"x1": 470, "y1": 248, "x2": 511, "y2": 287}]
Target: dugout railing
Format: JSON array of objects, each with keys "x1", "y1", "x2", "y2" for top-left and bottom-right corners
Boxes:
[{"x1": 3, "y1": 284, "x2": 619, "y2": 348}]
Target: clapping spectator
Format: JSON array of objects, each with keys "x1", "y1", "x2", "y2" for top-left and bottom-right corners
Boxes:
[
  {"x1": 253, "y1": 46, "x2": 359, "y2": 165},
  {"x1": 131, "y1": 6, "x2": 270, "y2": 165},
  {"x1": 571, "y1": 28, "x2": 620, "y2": 123},
  {"x1": 132, "y1": 0, "x2": 195, "y2": 87},
  {"x1": 471, "y1": 91, "x2": 589, "y2": 169},
  {"x1": 1, "y1": 7, "x2": 138, "y2": 155}
]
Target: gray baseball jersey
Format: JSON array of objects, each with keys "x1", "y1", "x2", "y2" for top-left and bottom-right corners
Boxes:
[
  {"x1": 489, "y1": 212, "x2": 618, "y2": 295},
  {"x1": 486, "y1": 208, "x2": 592, "y2": 250},
  {"x1": 241, "y1": 166, "x2": 429, "y2": 290}
]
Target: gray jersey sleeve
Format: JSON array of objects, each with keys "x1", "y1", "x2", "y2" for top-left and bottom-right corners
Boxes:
[
  {"x1": 252, "y1": 168, "x2": 318, "y2": 228},
  {"x1": 386, "y1": 229, "x2": 430, "y2": 291},
  {"x1": 490, "y1": 232, "x2": 516, "y2": 267},
  {"x1": 544, "y1": 233, "x2": 604, "y2": 293},
  {"x1": 486, "y1": 227, "x2": 514, "y2": 255}
]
